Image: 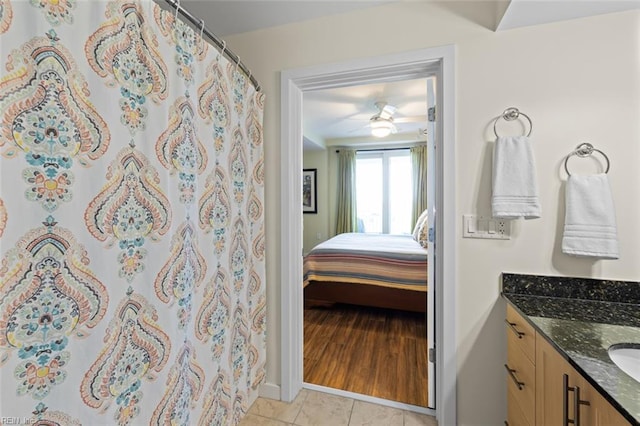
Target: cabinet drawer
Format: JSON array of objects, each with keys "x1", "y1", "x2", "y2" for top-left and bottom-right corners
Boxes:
[
  {"x1": 506, "y1": 304, "x2": 536, "y2": 363},
  {"x1": 507, "y1": 384, "x2": 531, "y2": 426},
  {"x1": 506, "y1": 331, "x2": 536, "y2": 425}
]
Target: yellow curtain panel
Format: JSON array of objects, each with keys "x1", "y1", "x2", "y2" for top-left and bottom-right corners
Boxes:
[{"x1": 335, "y1": 149, "x2": 357, "y2": 234}]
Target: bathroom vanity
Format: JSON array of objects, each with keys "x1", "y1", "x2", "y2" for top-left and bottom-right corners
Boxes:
[{"x1": 502, "y1": 273, "x2": 640, "y2": 425}]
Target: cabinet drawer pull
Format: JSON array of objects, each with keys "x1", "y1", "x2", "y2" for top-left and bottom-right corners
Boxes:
[
  {"x1": 504, "y1": 364, "x2": 525, "y2": 390},
  {"x1": 563, "y1": 374, "x2": 591, "y2": 426},
  {"x1": 505, "y1": 319, "x2": 525, "y2": 339}
]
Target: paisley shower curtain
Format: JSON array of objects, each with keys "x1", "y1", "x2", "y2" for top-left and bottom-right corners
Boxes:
[{"x1": 0, "y1": 1, "x2": 266, "y2": 424}]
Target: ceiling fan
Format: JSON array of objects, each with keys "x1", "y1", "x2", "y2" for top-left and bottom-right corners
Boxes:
[
  {"x1": 364, "y1": 101, "x2": 426, "y2": 138},
  {"x1": 369, "y1": 102, "x2": 397, "y2": 137}
]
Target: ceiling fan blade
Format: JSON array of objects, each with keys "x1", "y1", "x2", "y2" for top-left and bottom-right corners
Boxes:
[
  {"x1": 379, "y1": 103, "x2": 397, "y2": 120},
  {"x1": 346, "y1": 112, "x2": 375, "y2": 121},
  {"x1": 393, "y1": 115, "x2": 427, "y2": 124},
  {"x1": 347, "y1": 123, "x2": 371, "y2": 134}
]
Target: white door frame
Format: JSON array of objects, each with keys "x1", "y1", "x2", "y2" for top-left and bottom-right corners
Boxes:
[
  {"x1": 279, "y1": 45, "x2": 457, "y2": 426},
  {"x1": 425, "y1": 76, "x2": 437, "y2": 409}
]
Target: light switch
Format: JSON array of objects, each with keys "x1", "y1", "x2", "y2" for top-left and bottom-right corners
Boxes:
[
  {"x1": 488, "y1": 220, "x2": 496, "y2": 234},
  {"x1": 467, "y1": 217, "x2": 476, "y2": 233}
]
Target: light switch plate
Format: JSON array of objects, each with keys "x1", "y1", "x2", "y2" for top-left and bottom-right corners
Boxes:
[{"x1": 463, "y1": 215, "x2": 511, "y2": 240}]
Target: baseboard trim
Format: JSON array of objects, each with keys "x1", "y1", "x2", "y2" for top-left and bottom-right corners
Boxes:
[
  {"x1": 259, "y1": 382, "x2": 281, "y2": 400},
  {"x1": 302, "y1": 383, "x2": 435, "y2": 416}
]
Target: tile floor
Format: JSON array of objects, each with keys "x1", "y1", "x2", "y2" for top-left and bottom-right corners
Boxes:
[{"x1": 240, "y1": 389, "x2": 438, "y2": 426}]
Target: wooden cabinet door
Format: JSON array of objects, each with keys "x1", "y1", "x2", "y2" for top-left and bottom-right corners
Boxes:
[
  {"x1": 536, "y1": 333, "x2": 632, "y2": 426},
  {"x1": 579, "y1": 375, "x2": 632, "y2": 426},
  {"x1": 535, "y1": 334, "x2": 574, "y2": 426}
]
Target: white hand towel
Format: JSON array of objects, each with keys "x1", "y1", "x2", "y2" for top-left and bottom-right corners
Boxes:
[
  {"x1": 492, "y1": 136, "x2": 541, "y2": 219},
  {"x1": 562, "y1": 174, "x2": 619, "y2": 259}
]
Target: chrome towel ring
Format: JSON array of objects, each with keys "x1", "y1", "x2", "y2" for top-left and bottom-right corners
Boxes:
[
  {"x1": 564, "y1": 142, "x2": 610, "y2": 176},
  {"x1": 494, "y1": 107, "x2": 533, "y2": 138}
]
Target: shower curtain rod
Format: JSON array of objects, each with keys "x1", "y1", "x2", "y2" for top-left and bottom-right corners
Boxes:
[{"x1": 161, "y1": 0, "x2": 261, "y2": 92}]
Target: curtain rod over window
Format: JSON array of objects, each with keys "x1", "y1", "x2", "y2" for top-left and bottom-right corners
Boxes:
[
  {"x1": 335, "y1": 147, "x2": 418, "y2": 153},
  {"x1": 161, "y1": 0, "x2": 261, "y2": 92}
]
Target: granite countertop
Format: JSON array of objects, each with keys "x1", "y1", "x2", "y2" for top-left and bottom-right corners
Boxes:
[{"x1": 502, "y1": 273, "x2": 640, "y2": 426}]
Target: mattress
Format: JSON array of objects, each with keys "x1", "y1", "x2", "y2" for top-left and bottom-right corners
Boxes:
[{"x1": 303, "y1": 232, "x2": 428, "y2": 291}]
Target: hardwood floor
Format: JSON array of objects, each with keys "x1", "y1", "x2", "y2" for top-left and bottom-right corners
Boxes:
[{"x1": 303, "y1": 303, "x2": 428, "y2": 407}]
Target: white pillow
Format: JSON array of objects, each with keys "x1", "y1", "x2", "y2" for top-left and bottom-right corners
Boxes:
[{"x1": 412, "y1": 209, "x2": 429, "y2": 241}]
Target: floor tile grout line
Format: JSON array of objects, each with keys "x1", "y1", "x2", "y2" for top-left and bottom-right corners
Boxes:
[
  {"x1": 294, "y1": 388, "x2": 315, "y2": 425},
  {"x1": 291, "y1": 389, "x2": 308, "y2": 425},
  {"x1": 346, "y1": 397, "x2": 355, "y2": 426}
]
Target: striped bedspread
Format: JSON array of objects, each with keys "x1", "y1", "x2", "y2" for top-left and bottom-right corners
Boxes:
[{"x1": 303, "y1": 233, "x2": 428, "y2": 291}]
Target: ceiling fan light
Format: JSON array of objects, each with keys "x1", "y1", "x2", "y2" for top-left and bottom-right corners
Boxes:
[{"x1": 370, "y1": 119, "x2": 393, "y2": 138}]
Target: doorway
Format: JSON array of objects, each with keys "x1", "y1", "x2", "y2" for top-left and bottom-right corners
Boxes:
[
  {"x1": 279, "y1": 46, "x2": 457, "y2": 425},
  {"x1": 301, "y1": 77, "x2": 431, "y2": 409}
]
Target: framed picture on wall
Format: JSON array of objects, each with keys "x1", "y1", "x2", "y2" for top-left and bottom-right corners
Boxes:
[{"x1": 303, "y1": 169, "x2": 317, "y2": 214}]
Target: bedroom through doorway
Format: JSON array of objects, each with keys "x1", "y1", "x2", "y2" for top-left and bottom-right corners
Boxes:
[{"x1": 301, "y1": 75, "x2": 437, "y2": 410}]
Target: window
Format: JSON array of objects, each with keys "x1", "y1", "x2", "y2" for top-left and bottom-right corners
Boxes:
[{"x1": 355, "y1": 149, "x2": 412, "y2": 234}]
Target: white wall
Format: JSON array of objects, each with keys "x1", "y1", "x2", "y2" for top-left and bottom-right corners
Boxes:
[{"x1": 224, "y1": 4, "x2": 640, "y2": 424}]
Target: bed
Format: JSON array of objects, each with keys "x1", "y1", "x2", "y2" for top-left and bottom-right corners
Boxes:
[{"x1": 303, "y1": 232, "x2": 428, "y2": 313}]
